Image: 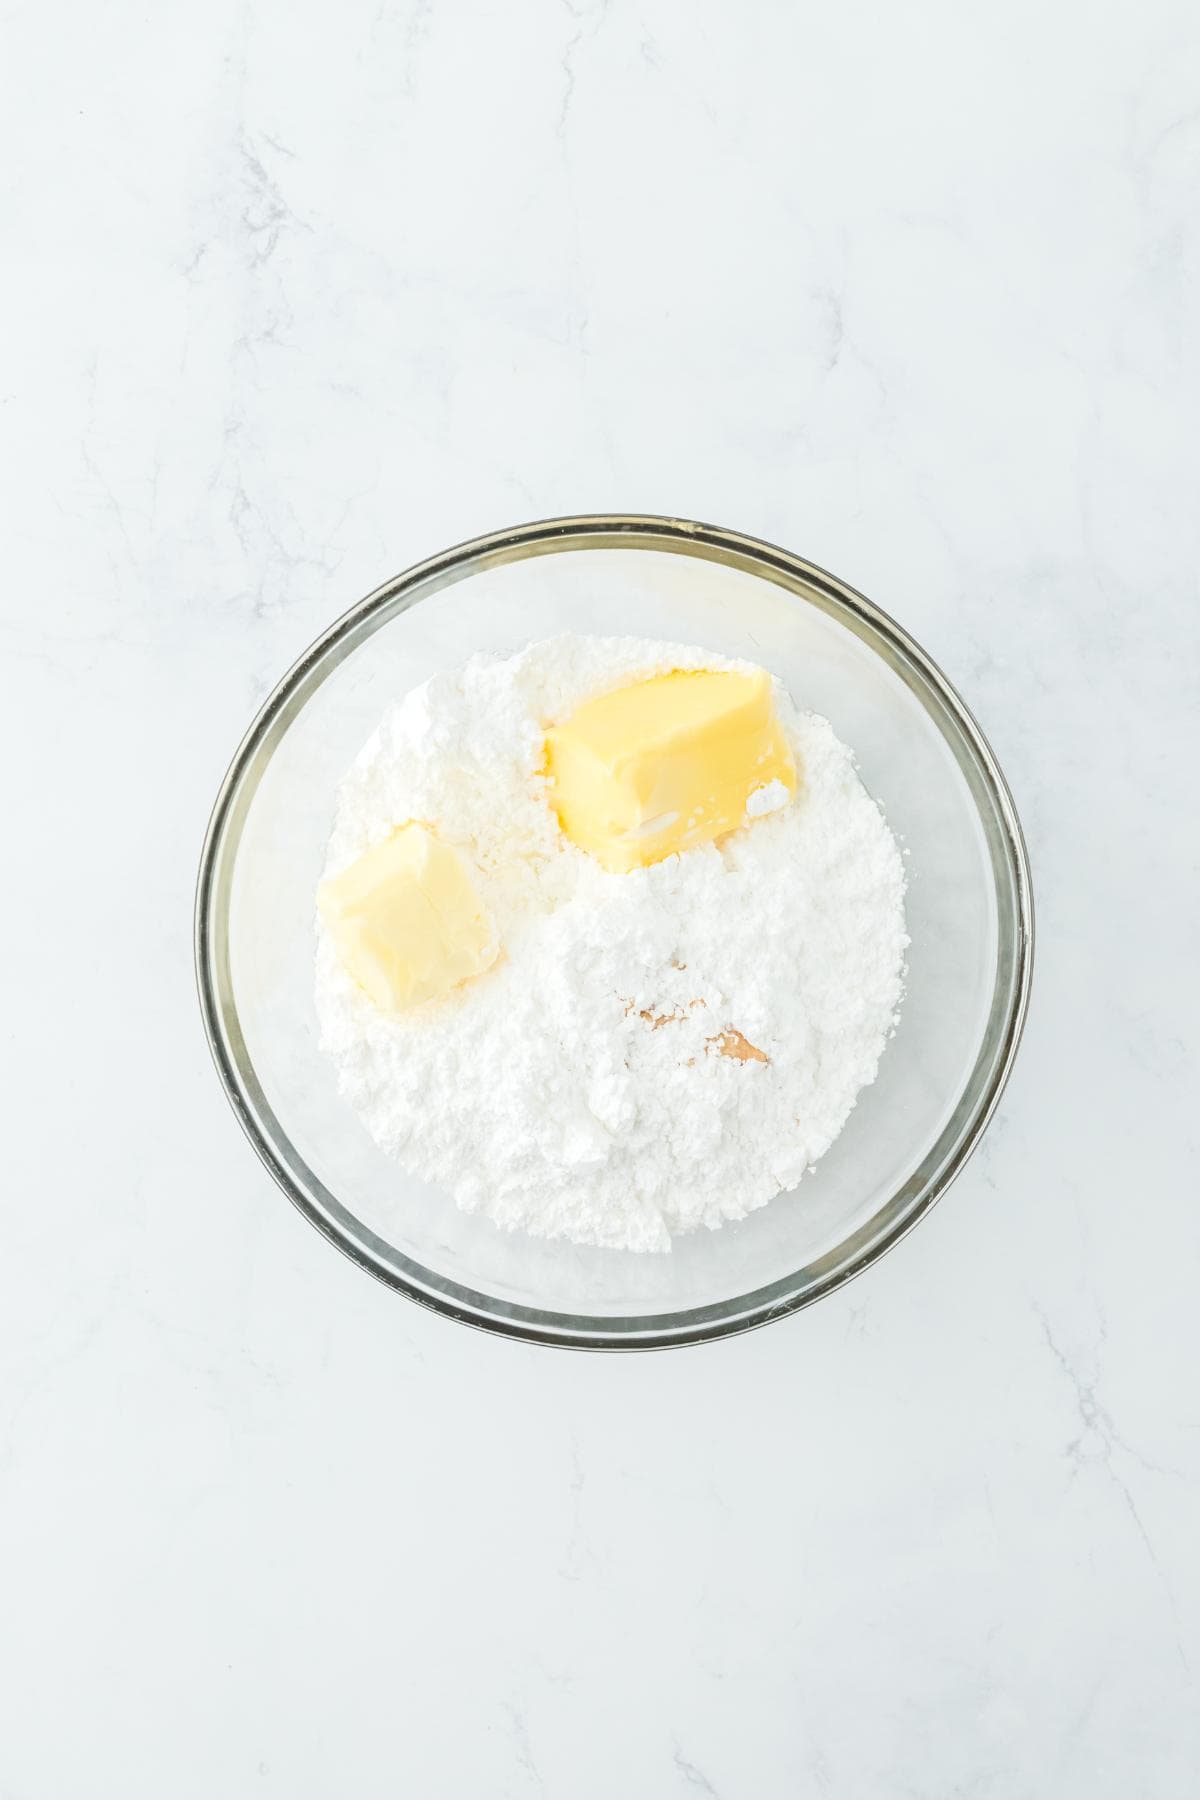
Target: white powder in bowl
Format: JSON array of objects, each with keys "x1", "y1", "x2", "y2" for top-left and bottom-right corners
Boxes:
[{"x1": 314, "y1": 634, "x2": 907, "y2": 1252}]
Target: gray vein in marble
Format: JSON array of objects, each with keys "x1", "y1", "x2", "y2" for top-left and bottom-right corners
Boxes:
[
  {"x1": 378, "y1": 0, "x2": 434, "y2": 95},
  {"x1": 80, "y1": 357, "x2": 143, "y2": 568},
  {"x1": 501, "y1": 1702, "x2": 545, "y2": 1794},
  {"x1": 1036, "y1": 1305, "x2": 1190, "y2": 1670},
  {"x1": 557, "y1": 1434, "x2": 595, "y2": 1584},
  {"x1": 236, "y1": 130, "x2": 309, "y2": 271},
  {"x1": 842, "y1": 1297, "x2": 870, "y2": 1341},
  {"x1": 1036, "y1": 1307, "x2": 1175, "y2": 1482},
  {"x1": 556, "y1": 0, "x2": 609, "y2": 140},
  {"x1": 673, "y1": 1744, "x2": 720, "y2": 1796},
  {"x1": 817, "y1": 285, "x2": 845, "y2": 372}
]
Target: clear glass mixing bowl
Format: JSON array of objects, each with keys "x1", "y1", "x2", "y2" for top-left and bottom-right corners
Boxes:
[{"x1": 195, "y1": 516, "x2": 1033, "y2": 1349}]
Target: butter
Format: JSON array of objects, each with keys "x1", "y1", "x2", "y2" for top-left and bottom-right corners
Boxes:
[
  {"x1": 545, "y1": 667, "x2": 797, "y2": 871},
  {"x1": 318, "y1": 823, "x2": 497, "y2": 1012}
]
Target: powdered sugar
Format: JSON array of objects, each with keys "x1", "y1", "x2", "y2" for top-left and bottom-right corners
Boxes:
[{"x1": 315, "y1": 634, "x2": 908, "y2": 1252}]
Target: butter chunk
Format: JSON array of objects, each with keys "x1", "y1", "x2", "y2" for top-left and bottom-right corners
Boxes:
[
  {"x1": 545, "y1": 667, "x2": 797, "y2": 872},
  {"x1": 318, "y1": 823, "x2": 497, "y2": 1012}
]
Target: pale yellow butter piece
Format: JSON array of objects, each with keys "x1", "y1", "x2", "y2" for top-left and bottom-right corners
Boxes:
[
  {"x1": 544, "y1": 667, "x2": 797, "y2": 872},
  {"x1": 318, "y1": 823, "x2": 497, "y2": 1012}
]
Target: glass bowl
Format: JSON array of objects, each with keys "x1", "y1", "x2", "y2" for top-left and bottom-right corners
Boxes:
[{"x1": 195, "y1": 516, "x2": 1033, "y2": 1350}]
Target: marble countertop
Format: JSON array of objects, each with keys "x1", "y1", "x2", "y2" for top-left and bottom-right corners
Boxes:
[{"x1": 3, "y1": 1, "x2": 1197, "y2": 1793}]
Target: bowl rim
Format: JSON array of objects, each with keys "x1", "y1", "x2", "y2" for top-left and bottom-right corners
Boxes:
[{"x1": 195, "y1": 513, "x2": 1034, "y2": 1351}]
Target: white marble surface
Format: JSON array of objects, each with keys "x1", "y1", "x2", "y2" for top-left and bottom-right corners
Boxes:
[{"x1": 2, "y1": 0, "x2": 1198, "y2": 1792}]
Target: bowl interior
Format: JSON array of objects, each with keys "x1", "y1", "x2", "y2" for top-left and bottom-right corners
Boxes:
[{"x1": 204, "y1": 525, "x2": 1027, "y2": 1345}]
